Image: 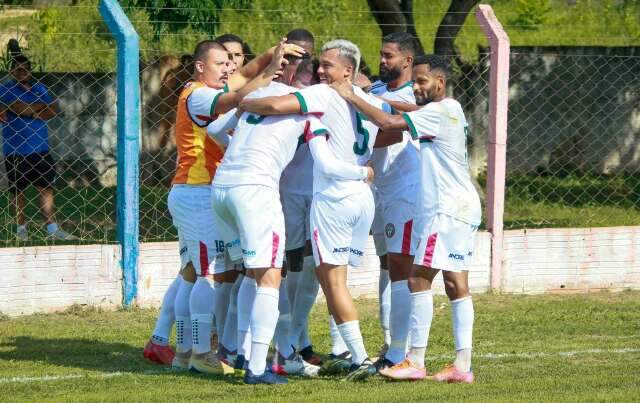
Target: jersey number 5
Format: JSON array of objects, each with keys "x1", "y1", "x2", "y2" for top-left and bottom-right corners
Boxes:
[{"x1": 353, "y1": 112, "x2": 369, "y2": 156}]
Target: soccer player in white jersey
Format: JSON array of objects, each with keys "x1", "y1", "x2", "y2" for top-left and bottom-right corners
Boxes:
[
  {"x1": 276, "y1": 29, "x2": 323, "y2": 367},
  {"x1": 211, "y1": 54, "x2": 328, "y2": 384},
  {"x1": 143, "y1": 38, "x2": 304, "y2": 373},
  {"x1": 366, "y1": 32, "x2": 420, "y2": 367},
  {"x1": 241, "y1": 39, "x2": 388, "y2": 381},
  {"x1": 331, "y1": 54, "x2": 481, "y2": 383}
]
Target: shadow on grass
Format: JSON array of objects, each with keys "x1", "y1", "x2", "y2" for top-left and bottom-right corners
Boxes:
[{"x1": 0, "y1": 336, "x2": 244, "y2": 384}]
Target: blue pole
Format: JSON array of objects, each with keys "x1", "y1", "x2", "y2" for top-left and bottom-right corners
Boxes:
[{"x1": 99, "y1": 0, "x2": 140, "y2": 306}]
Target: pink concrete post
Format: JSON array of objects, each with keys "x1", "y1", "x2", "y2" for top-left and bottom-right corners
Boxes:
[{"x1": 476, "y1": 5, "x2": 510, "y2": 291}]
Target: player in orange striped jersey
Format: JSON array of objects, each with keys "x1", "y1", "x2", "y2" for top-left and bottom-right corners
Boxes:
[{"x1": 144, "y1": 38, "x2": 305, "y2": 374}]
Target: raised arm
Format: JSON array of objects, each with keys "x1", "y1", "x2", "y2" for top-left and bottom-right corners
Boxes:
[
  {"x1": 331, "y1": 79, "x2": 408, "y2": 132},
  {"x1": 226, "y1": 39, "x2": 304, "y2": 92},
  {"x1": 240, "y1": 93, "x2": 301, "y2": 116}
]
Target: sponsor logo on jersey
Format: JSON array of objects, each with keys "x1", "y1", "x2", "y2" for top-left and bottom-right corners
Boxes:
[
  {"x1": 448, "y1": 253, "x2": 465, "y2": 261},
  {"x1": 385, "y1": 223, "x2": 395, "y2": 238},
  {"x1": 226, "y1": 239, "x2": 240, "y2": 248},
  {"x1": 242, "y1": 249, "x2": 256, "y2": 257},
  {"x1": 332, "y1": 247, "x2": 364, "y2": 257}
]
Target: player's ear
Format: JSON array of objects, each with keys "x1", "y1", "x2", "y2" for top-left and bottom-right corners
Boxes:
[
  {"x1": 405, "y1": 55, "x2": 413, "y2": 69},
  {"x1": 194, "y1": 61, "x2": 204, "y2": 74},
  {"x1": 344, "y1": 64, "x2": 353, "y2": 79}
]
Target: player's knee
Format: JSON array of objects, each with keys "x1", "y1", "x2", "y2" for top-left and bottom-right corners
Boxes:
[
  {"x1": 285, "y1": 247, "x2": 304, "y2": 272},
  {"x1": 408, "y1": 274, "x2": 431, "y2": 293},
  {"x1": 182, "y1": 263, "x2": 197, "y2": 283},
  {"x1": 444, "y1": 279, "x2": 469, "y2": 300}
]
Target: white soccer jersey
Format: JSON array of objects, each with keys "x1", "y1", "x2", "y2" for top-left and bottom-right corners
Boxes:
[
  {"x1": 293, "y1": 83, "x2": 384, "y2": 199},
  {"x1": 403, "y1": 98, "x2": 481, "y2": 225},
  {"x1": 186, "y1": 84, "x2": 228, "y2": 126},
  {"x1": 279, "y1": 144, "x2": 313, "y2": 196},
  {"x1": 213, "y1": 82, "x2": 328, "y2": 190},
  {"x1": 368, "y1": 80, "x2": 420, "y2": 200}
]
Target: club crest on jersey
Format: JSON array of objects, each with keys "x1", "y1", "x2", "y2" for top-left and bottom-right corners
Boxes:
[{"x1": 385, "y1": 223, "x2": 395, "y2": 238}]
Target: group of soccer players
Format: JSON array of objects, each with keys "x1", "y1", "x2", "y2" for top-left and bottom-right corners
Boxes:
[{"x1": 143, "y1": 27, "x2": 480, "y2": 386}]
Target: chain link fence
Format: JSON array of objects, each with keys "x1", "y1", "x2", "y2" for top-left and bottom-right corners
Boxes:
[{"x1": 1, "y1": 4, "x2": 638, "y2": 248}]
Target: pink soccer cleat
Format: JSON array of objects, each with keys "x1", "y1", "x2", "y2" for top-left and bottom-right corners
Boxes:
[
  {"x1": 143, "y1": 339, "x2": 175, "y2": 365},
  {"x1": 379, "y1": 358, "x2": 427, "y2": 381},
  {"x1": 432, "y1": 364, "x2": 475, "y2": 384}
]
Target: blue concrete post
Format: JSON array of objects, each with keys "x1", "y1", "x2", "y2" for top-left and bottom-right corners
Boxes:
[{"x1": 99, "y1": 0, "x2": 140, "y2": 306}]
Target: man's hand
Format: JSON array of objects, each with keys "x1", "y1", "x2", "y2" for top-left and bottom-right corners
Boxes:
[
  {"x1": 365, "y1": 166, "x2": 375, "y2": 184},
  {"x1": 330, "y1": 78, "x2": 355, "y2": 101},
  {"x1": 353, "y1": 73, "x2": 372, "y2": 92},
  {"x1": 264, "y1": 38, "x2": 288, "y2": 79}
]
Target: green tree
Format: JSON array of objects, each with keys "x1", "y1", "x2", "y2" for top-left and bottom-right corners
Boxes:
[{"x1": 119, "y1": 0, "x2": 252, "y2": 36}]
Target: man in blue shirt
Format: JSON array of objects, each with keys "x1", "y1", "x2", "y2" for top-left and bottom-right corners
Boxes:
[{"x1": 0, "y1": 55, "x2": 76, "y2": 241}]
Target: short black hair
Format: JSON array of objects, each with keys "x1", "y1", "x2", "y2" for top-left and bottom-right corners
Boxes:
[
  {"x1": 193, "y1": 40, "x2": 227, "y2": 62},
  {"x1": 382, "y1": 32, "x2": 417, "y2": 55},
  {"x1": 214, "y1": 33, "x2": 244, "y2": 46},
  {"x1": 286, "y1": 28, "x2": 314, "y2": 45},
  {"x1": 414, "y1": 54, "x2": 450, "y2": 79},
  {"x1": 10, "y1": 54, "x2": 30, "y2": 70}
]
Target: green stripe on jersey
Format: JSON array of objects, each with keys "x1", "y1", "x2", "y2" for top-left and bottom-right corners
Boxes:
[
  {"x1": 293, "y1": 92, "x2": 308, "y2": 114},
  {"x1": 402, "y1": 113, "x2": 418, "y2": 139}
]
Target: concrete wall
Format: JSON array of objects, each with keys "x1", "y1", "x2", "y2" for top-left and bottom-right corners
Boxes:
[{"x1": 3, "y1": 228, "x2": 638, "y2": 316}]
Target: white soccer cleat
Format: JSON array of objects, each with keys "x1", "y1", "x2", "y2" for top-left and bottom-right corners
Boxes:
[{"x1": 272, "y1": 353, "x2": 320, "y2": 377}]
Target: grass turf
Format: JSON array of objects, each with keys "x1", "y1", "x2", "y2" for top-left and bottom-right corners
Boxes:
[{"x1": 0, "y1": 291, "x2": 639, "y2": 402}]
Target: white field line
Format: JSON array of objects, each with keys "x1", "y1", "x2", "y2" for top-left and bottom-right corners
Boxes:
[{"x1": 1, "y1": 348, "x2": 639, "y2": 384}]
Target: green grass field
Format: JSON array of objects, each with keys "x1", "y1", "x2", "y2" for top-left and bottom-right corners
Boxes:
[{"x1": 0, "y1": 292, "x2": 639, "y2": 402}]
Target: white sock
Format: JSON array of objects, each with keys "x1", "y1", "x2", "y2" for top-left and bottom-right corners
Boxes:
[
  {"x1": 379, "y1": 268, "x2": 391, "y2": 345},
  {"x1": 220, "y1": 275, "x2": 242, "y2": 352},
  {"x1": 275, "y1": 281, "x2": 294, "y2": 358},
  {"x1": 408, "y1": 290, "x2": 433, "y2": 368},
  {"x1": 291, "y1": 257, "x2": 319, "y2": 350},
  {"x1": 212, "y1": 281, "x2": 233, "y2": 344},
  {"x1": 452, "y1": 296, "x2": 474, "y2": 372},
  {"x1": 174, "y1": 278, "x2": 194, "y2": 353},
  {"x1": 46, "y1": 222, "x2": 59, "y2": 233},
  {"x1": 237, "y1": 276, "x2": 257, "y2": 358},
  {"x1": 151, "y1": 275, "x2": 180, "y2": 345},
  {"x1": 329, "y1": 315, "x2": 349, "y2": 356},
  {"x1": 248, "y1": 287, "x2": 280, "y2": 376},
  {"x1": 337, "y1": 320, "x2": 368, "y2": 365},
  {"x1": 387, "y1": 280, "x2": 411, "y2": 363},
  {"x1": 189, "y1": 277, "x2": 215, "y2": 355}
]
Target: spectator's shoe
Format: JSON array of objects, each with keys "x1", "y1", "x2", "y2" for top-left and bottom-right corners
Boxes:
[
  {"x1": 320, "y1": 351, "x2": 352, "y2": 375},
  {"x1": 16, "y1": 226, "x2": 28, "y2": 241},
  {"x1": 244, "y1": 369, "x2": 288, "y2": 385},
  {"x1": 379, "y1": 358, "x2": 427, "y2": 381},
  {"x1": 432, "y1": 364, "x2": 474, "y2": 384},
  {"x1": 344, "y1": 359, "x2": 377, "y2": 381},
  {"x1": 188, "y1": 350, "x2": 224, "y2": 375},
  {"x1": 143, "y1": 339, "x2": 175, "y2": 365},
  {"x1": 171, "y1": 350, "x2": 191, "y2": 371},
  {"x1": 272, "y1": 352, "x2": 320, "y2": 377},
  {"x1": 47, "y1": 228, "x2": 79, "y2": 241},
  {"x1": 299, "y1": 345, "x2": 323, "y2": 366}
]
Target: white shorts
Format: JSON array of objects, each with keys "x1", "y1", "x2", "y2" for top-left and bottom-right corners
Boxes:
[
  {"x1": 371, "y1": 188, "x2": 387, "y2": 257},
  {"x1": 310, "y1": 188, "x2": 375, "y2": 267},
  {"x1": 168, "y1": 185, "x2": 225, "y2": 276},
  {"x1": 280, "y1": 191, "x2": 312, "y2": 251},
  {"x1": 211, "y1": 184, "x2": 285, "y2": 269},
  {"x1": 413, "y1": 213, "x2": 478, "y2": 272},
  {"x1": 381, "y1": 183, "x2": 418, "y2": 256}
]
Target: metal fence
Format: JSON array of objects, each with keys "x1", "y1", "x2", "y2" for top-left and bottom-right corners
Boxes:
[{"x1": 0, "y1": 3, "x2": 639, "y2": 249}]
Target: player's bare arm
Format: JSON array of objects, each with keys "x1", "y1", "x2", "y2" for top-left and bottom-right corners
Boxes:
[
  {"x1": 214, "y1": 39, "x2": 291, "y2": 115},
  {"x1": 330, "y1": 79, "x2": 407, "y2": 132},
  {"x1": 382, "y1": 98, "x2": 419, "y2": 113},
  {"x1": 239, "y1": 93, "x2": 301, "y2": 115},
  {"x1": 226, "y1": 39, "x2": 305, "y2": 92}
]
